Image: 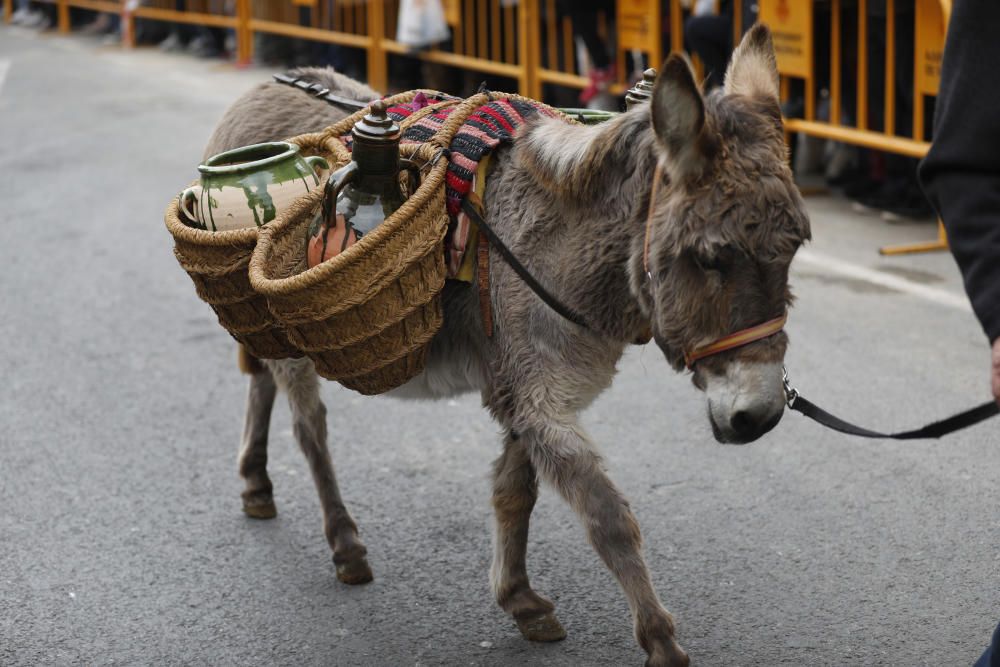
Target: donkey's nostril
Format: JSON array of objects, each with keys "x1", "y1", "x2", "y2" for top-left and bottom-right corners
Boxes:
[
  {"x1": 729, "y1": 408, "x2": 782, "y2": 442},
  {"x1": 730, "y1": 410, "x2": 758, "y2": 439}
]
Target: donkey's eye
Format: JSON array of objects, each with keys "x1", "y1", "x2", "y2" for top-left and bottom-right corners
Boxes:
[{"x1": 694, "y1": 247, "x2": 735, "y2": 273}]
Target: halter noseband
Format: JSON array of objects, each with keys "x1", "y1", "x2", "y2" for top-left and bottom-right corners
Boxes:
[{"x1": 642, "y1": 163, "x2": 787, "y2": 370}]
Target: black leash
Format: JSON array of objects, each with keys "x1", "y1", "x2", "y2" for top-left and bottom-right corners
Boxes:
[
  {"x1": 460, "y1": 197, "x2": 594, "y2": 332},
  {"x1": 783, "y1": 368, "x2": 999, "y2": 439}
]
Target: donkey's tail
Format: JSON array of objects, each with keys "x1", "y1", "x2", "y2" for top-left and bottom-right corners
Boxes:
[{"x1": 237, "y1": 345, "x2": 265, "y2": 375}]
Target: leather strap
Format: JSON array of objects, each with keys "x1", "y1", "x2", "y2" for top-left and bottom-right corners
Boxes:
[
  {"x1": 685, "y1": 314, "x2": 787, "y2": 369},
  {"x1": 642, "y1": 163, "x2": 663, "y2": 280},
  {"x1": 789, "y1": 394, "x2": 999, "y2": 440},
  {"x1": 272, "y1": 73, "x2": 374, "y2": 111},
  {"x1": 477, "y1": 221, "x2": 494, "y2": 337}
]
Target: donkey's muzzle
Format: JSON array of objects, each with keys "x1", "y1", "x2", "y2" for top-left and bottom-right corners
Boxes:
[{"x1": 712, "y1": 405, "x2": 783, "y2": 444}]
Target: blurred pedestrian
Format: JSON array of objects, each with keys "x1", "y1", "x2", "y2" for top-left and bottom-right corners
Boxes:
[
  {"x1": 557, "y1": 0, "x2": 614, "y2": 105},
  {"x1": 11, "y1": 0, "x2": 52, "y2": 29},
  {"x1": 684, "y1": 0, "x2": 732, "y2": 90}
]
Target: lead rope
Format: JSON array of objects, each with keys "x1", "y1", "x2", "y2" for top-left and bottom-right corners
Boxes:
[{"x1": 782, "y1": 367, "x2": 999, "y2": 439}]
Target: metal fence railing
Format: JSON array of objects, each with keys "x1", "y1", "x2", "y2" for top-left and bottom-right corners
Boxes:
[{"x1": 7, "y1": 0, "x2": 951, "y2": 252}]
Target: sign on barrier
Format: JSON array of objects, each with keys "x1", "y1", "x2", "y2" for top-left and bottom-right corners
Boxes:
[
  {"x1": 915, "y1": 0, "x2": 945, "y2": 97},
  {"x1": 442, "y1": 0, "x2": 461, "y2": 27},
  {"x1": 618, "y1": 0, "x2": 660, "y2": 56},
  {"x1": 758, "y1": 0, "x2": 812, "y2": 79}
]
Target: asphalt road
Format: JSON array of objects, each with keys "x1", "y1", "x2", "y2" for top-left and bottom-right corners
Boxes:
[{"x1": 2, "y1": 27, "x2": 998, "y2": 667}]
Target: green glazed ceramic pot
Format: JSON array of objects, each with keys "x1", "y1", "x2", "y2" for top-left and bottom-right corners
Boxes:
[{"x1": 179, "y1": 141, "x2": 330, "y2": 232}]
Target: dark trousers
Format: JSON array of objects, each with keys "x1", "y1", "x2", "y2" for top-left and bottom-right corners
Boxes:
[
  {"x1": 974, "y1": 622, "x2": 1000, "y2": 667},
  {"x1": 684, "y1": 14, "x2": 731, "y2": 90}
]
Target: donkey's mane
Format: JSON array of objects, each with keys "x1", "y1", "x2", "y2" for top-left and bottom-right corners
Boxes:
[{"x1": 515, "y1": 109, "x2": 659, "y2": 209}]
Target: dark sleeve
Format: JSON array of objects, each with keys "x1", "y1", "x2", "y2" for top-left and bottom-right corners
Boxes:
[{"x1": 918, "y1": 0, "x2": 1000, "y2": 344}]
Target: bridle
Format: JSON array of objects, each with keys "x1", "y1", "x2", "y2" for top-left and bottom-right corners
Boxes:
[{"x1": 642, "y1": 163, "x2": 788, "y2": 370}]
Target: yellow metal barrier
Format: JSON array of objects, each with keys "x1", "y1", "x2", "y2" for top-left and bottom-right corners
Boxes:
[
  {"x1": 246, "y1": 1, "x2": 380, "y2": 88},
  {"x1": 128, "y1": 0, "x2": 241, "y2": 57},
  {"x1": 758, "y1": 0, "x2": 949, "y2": 254},
  {"x1": 5, "y1": 0, "x2": 950, "y2": 254},
  {"x1": 383, "y1": 0, "x2": 530, "y2": 95}
]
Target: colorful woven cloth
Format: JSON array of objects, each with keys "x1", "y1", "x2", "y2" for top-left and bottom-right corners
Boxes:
[
  {"x1": 391, "y1": 93, "x2": 563, "y2": 216},
  {"x1": 342, "y1": 92, "x2": 565, "y2": 279}
]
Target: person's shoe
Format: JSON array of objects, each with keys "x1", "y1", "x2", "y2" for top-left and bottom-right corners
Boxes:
[
  {"x1": 191, "y1": 41, "x2": 223, "y2": 58},
  {"x1": 185, "y1": 34, "x2": 209, "y2": 54},
  {"x1": 20, "y1": 10, "x2": 49, "y2": 29},
  {"x1": 31, "y1": 12, "x2": 51, "y2": 30},
  {"x1": 580, "y1": 64, "x2": 616, "y2": 105},
  {"x1": 158, "y1": 32, "x2": 185, "y2": 52},
  {"x1": 840, "y1": 175, "x2": 882, "y2": 201},
  {"x1": 10, "y1": 7, "x2": 32, "y2": 24},
  {"x1": 79, "y1": 14, "x2": 112, "y2": 35},
  {"x1": 879, "y1": 191, "x2": 935, "y2": 221}
]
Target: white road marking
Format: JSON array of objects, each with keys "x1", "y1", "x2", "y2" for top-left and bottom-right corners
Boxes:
[
  {"x1": 0, "y1": 60, "x2": 10, "y2": 97},
  {"x1": 794, "y1": 248, "x2": 973, "y2": 312}
]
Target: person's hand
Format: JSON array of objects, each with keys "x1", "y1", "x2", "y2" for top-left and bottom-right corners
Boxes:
[{"x1": 992, "y1": 338, "x2": 1000, "y2": 405}]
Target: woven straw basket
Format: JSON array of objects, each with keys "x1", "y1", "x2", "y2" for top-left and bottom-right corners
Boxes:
[
  {"x1": 164, "y1": 132, "x2": 350, "y2": 359},
  {"x1": 249, "y1": 141, "x2": 450, "y2": 395}
]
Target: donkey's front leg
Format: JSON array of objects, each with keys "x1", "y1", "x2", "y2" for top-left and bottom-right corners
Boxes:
[
  {"x1": 270, "y1": 359, "x2": 373, "y2": 585},
  {"x1": 524, "y1": 422, "x2": 689, "y2": 667},
  {"x1": 239, "y1": 364, "x2": 279, "y2": 519},
  {"x1": 491, "y1": 432, "x2": 566, "y2": 642}
]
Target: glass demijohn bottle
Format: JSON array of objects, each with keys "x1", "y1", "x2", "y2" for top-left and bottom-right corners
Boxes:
[{"x1": 306, "y1": 100, "x2": 419, "y2": 268}]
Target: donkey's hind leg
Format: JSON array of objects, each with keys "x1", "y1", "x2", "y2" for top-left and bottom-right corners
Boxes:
[
  {"x1": 239, "y1": 362, "x2": 279, "y2": 519},
  {"x1": 491, "y1": 432, "x2": 566, "y2": 642},
  {"x1": 269, "y1": 358, "x2": 373, "y2": 585}
]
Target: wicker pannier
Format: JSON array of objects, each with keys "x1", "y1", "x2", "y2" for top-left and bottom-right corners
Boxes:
[
  {"x1": 164, "y1": 132, "x2": 350, "y2": 359},
  {"x1": 249, "y1": 142, "x2": 449, "y2": 394}
]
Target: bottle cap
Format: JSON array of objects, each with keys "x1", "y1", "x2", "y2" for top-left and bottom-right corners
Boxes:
[
  {"x1": 625, "y1": 68, "x2": 657, "y2": 110},
  {"x1": 353, "y1": 100, "x2": 400, "y2": 142}
]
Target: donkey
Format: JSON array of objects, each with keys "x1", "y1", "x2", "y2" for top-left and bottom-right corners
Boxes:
[{"x1": 202, "y1": 25, "x2": 809, "y2": 667}]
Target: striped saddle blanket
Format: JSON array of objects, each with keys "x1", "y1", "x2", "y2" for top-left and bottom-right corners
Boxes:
[{"x1": 343, "y1": 92, "x2": 564, "y2": 280}]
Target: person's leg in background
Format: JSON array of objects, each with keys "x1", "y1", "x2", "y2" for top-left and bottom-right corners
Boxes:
[
  {"x1": 683, "y1": 10, "x2": 731, "y2": 90},
  {"x1": 14, "y1": 0, "x2": 53, "y2": 29},
  {"x1": 973, "y1": 622, "x2": 1000, "y2": 667},
  {"x1": 557, "y1": 0, "x2": 615, "y2": 104},
  {"x1": 159, "y1": 1, "x2": 193, "y2": 51}
]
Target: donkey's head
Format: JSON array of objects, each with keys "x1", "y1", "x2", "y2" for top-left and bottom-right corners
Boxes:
[{"x1": 639, "y1": 25, "x2": 811, "y2": 444}]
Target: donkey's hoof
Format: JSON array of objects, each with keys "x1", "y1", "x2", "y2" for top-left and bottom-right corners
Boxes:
[
  {"x1": 645, "y1": 640, "x2": 690, "y2": 667},
  {"x1": 515, "y1": 612, "x2": 566, "y2": 642},
  {"x1": 335, "y1": 557, "x2": 373, "y2": 585},
  {"x1": 242, "y1": 500, "x2": 277, "y2": 520}
]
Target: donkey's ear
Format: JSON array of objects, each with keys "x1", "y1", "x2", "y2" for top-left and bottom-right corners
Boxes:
[
  {"x1": 724, "y1": 23, "x2": 780, "y2": 102},
  {"x1": 651, "y1": 55, "x2": 709, "y2": 182}
]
